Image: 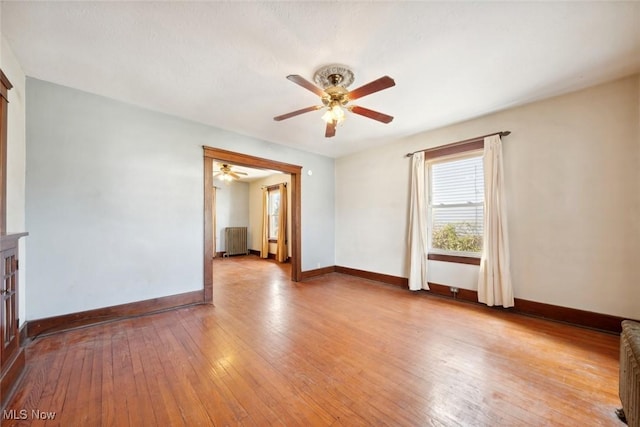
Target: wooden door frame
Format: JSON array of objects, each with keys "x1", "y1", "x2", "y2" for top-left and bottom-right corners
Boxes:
[
  {"x1": 0, "y1": 69, "x2": 13, "y2": 235},
  {"x1": 203, "y1": 146, "x2": 302, "y2": 304}
]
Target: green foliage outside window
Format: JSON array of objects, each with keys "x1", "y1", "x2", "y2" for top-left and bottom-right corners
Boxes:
[{"x1": 432, "y1": 223, "x2": 482, "y2": 253}]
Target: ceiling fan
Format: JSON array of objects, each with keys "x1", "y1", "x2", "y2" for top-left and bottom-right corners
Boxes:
[
  {"x1": 213, "y1": 164, "x2": 247, "y2": 182},
  {"x1": 274, "y1": 65, "x2": 396, "y2": 138}
]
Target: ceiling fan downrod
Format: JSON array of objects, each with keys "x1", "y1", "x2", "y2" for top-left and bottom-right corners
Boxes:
[{"x1": 327, "y1": 73, "x2": 344, "y2": 87}]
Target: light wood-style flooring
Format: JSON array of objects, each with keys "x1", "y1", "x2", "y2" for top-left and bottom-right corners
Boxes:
[{"x1": 4, "y1": 255, "x2": 621, "y2": 426}]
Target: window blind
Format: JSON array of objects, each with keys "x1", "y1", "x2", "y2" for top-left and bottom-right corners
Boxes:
[
  {"x1": 430, "y1": 155, "x2": 484, "y2": 252},
  {"x1": 431, "y1": 155, "x2": 484, "y2": 205}
]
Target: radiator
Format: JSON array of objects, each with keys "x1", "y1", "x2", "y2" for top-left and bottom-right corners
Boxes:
[
  {"x1": 620, "y1": 320, "x2": 640, "y2": 427},
  {"x1": 224, "y1": 227, "x2": 248, "y2": 257}
]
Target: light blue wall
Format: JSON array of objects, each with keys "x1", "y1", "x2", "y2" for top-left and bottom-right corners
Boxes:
[{"x1": 25, "y1": 78, "x2": 335, "y2": 319}]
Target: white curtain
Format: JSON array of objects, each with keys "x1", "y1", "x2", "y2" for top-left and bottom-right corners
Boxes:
[
  {"x1": 477, "y1": 135, "x2": 514, "y2": 307},
  {"x1": 408, "y1": 151, "x2": 429, "y2": 291}
]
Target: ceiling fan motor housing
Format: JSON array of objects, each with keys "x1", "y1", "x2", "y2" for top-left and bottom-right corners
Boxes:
[{"x1": 322, "y1": 85, "x2": 350, "y2": 107}]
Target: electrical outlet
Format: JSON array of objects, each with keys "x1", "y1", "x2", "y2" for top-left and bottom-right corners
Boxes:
[{"x1": 450, "y1": 287, "x2": 459, "y2": 293}]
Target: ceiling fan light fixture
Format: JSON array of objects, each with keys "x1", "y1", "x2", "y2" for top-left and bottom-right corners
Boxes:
[
  {"x1": 321, "y1": 102, "x2": 346, "y2": 125},
  {"x1": 213, "y1": 163, "x2": 248, "y2": 183}
]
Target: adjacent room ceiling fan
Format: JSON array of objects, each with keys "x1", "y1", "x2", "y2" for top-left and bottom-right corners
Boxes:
[
  {"x1": 274, "y1": 65, "x2": 396, "y2": 138},
  {"x1": 213, "y1": 164, "x2": 247, "y2": 182}
]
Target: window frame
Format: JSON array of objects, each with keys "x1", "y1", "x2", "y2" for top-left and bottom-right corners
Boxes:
[
  {"x1": 267, "y1": 187, "x2": 280, "y2": 243},
  {"x1": 423, "y1": 140, "x2": 485, "y2": 266}
]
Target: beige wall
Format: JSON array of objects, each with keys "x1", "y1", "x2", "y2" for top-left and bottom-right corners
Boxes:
[
  {"x1": 1, "y1": 35, "x2": 27, "y2": 325},
  {"x1": 336, "y1": 74, "x2": 640, "y2": 319},
  {"x1": 249, "y1": 173, "x2": 291, "y2": 257}
]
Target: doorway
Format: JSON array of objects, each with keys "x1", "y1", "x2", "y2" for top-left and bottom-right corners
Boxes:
[{"x1": 203, "y1": 146, "x2": 302, "y2": 304}]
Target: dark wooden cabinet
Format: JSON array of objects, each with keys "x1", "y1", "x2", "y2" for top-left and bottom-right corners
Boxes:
[{"x1": 0, "y1": 232, "x2": 27, "y2": 408}]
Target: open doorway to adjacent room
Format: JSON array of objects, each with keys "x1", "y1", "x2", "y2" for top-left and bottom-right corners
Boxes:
[
  {"x1": 211, "y1": 161, "x2": 291, "y2": 261},
  {"x1": 203, "y1": 147, "x2": 302, "y2": 304}
]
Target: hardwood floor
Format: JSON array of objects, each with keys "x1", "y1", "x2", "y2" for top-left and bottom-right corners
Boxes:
[{"x1": 4, "y1": 255, "x2": 622, "y2": 426}]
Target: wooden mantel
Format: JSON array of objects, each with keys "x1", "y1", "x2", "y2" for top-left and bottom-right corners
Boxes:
[{"x1": 0, "y1": 232, "x2": 28, "y2": 249}]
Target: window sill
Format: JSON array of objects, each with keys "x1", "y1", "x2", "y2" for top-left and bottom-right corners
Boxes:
[{"x1": 428, "y1": 253, "x2": 481, "y2": 266}]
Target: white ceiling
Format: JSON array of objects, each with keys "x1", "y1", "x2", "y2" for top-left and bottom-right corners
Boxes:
[{"x1": 1, "y1": 1, "x2": 639, "y2": 158}]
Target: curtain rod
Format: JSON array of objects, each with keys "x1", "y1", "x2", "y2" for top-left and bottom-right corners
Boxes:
[
  {"x1": 405, "y1": 131, "x2": 511, "y2": 158},
  {"x1": 261, "y1": 183, "x2": 287, "y2": 189}
]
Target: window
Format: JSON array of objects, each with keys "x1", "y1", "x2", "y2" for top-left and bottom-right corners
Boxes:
[
  {"x1": 429, "y1": 152, "x2": 484, "y2": 257},
  {"x1": 268, "y1": 188, "x2": 280, "y2": 241}
]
